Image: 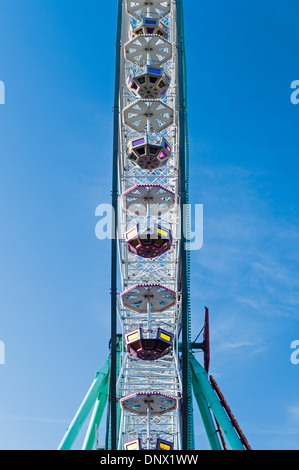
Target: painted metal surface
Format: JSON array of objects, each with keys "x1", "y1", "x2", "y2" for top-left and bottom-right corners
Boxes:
[
  {"x1": 190, "y1": 354, "x2": 245, "y2": 451},
  {"x1": 58, "y1": 358, "x2": 110, "y2": 450}
]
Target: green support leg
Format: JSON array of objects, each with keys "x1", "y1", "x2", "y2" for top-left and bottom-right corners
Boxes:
[
  {"x1": 192, "y1": 371, "x2": 222, "y2": 450},
  {"x1": 190, "y1": 354, "x2": 244, "y2": 451},
  {"x1": 58, "y1": 357, "x2": 110, "y2": 450},
  {"x1": 81, "y1": 377, "x2": 109, "y2": 450}
]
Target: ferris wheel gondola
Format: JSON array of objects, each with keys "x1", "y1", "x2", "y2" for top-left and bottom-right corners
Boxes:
[{"x1": 126, "y1": 0, "x2": 171, "y2": 19}]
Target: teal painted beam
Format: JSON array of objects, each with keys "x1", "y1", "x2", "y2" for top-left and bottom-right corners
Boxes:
[
  {"x1": 192, "y1": 372, "x2": 222, "y2": 450},
  {"x1": 190, "y1": 354, "x2": 244, "y2": 451},
  {"x1": 106, "y1": 336, "x2": 123, "y2": 450},
  {"x1": 58, "y1": 357, "x2": 110, "y2": 450},
  {"x1": 176, "y1": 0, "x2": 191, "y2": 450},
  {"x1": 81, "y1": 376, "x2": 109, "y2": 450}
]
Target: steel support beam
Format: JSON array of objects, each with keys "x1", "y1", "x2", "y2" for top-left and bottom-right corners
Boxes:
[
  {"x1": 82, "y1": 383, "x2": 109, "y2": 450},
  {"x1": 191, "y1": 369, "x2": 222, "y2": 450},
  {"x1": 58, "y1": 358, "x2": 110, "y2": 450},
  {"x1": 190, "y1": 354, "x2": 244, "y2": 451},
  {"x1": 176, "y1": 0, "x2": 190, "y2": 450},
  {"x1": 110, "y1": 0, "x2": 123, "y2": 452}
]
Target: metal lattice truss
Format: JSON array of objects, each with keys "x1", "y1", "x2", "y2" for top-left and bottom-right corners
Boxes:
[
  {"x1": 117, "y1": 353, "x2": 181, "y2": 449},
  {"x1": 117, "y1": 0, "x2": 183, "y2": 450}
]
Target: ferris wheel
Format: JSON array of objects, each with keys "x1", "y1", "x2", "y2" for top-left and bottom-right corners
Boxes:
[{"x1": 58, "y1": 0, "x2": 251, "y2": 452}]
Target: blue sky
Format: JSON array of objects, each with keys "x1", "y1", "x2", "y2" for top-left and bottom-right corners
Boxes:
[{"x1": 0, "y1": 0, "x2": 299, "y2": 450}]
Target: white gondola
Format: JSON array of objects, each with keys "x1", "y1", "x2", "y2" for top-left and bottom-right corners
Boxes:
[
  {"x1": 121, "y1": 392, "x2": 177, "y2": 415},
  {"x1": 125, "y1": 35, "x2": 172, "y2": 65},
  {"x1": 123, "y1": 100, "x2": 174, "y2": 132},
  {"x1": 121, "y1": 284, "x2": 177, "y2": 313},
  {"x1": 126, "y1": 0, "x2": 171, "y2": 19},
  {"x1": 123, "y1": 184, "x2": 176, "y2": 216}
]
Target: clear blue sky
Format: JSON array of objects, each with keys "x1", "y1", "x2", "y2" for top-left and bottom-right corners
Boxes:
[{"x1": 0, "y1": 0, "x2": 299, "y2": 450}]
